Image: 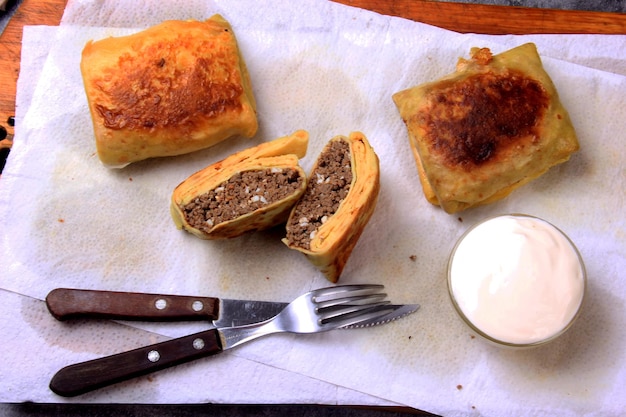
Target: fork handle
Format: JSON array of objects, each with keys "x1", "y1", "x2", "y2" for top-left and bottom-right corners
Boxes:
[{"x1": 49, "y1": 329, "x2": 223, "y2": 397}]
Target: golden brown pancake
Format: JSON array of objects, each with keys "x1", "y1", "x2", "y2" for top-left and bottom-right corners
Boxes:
[
  {"x1": 81, "y1": 15, "x2": 258, "y2": 167},
  {"x1": 393, "y1": 43, "x2": 579, "y2": 213}
]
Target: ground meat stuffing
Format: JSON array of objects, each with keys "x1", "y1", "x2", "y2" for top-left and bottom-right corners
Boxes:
[
  {"x1": 285, "y1": 140, "x2": 352, "y2": 250},
  {"x1": 182, "y1": 167, "x2": 303, "y2": 233}
]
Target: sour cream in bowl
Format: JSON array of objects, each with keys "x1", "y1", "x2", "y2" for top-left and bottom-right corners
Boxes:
[{"x1": 447, "y1": 214, "x2": 586, "y2": 348}]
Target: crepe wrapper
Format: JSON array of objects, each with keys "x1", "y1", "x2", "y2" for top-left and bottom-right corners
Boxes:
[
  {"x1": 80, "y1": 15, "x2": 258, "y2": 168},
  {"x1": 171, "y1": 130, "x2": 309, "y2": 239},
  {"x1": 282, "y1": 132, "x2": 380, "y2": 283},
  {"x1": 393, "y1": 43, "x2": 579, "y2": 214}
]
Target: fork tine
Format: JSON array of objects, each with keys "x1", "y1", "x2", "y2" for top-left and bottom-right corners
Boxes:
[
  {"x1": 311, "y1": 284, "x2": 384, "y2": 301},
  {"x1": 318, "y1": 301, "x2": 391, "y2": 324},
  {"x1": 315, "y1": 293, "x2": 388, "y2": 309}
]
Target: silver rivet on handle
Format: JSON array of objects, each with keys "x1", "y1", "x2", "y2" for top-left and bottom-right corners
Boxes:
[
  {"x1": 192, "y1": 338, "x2": 205, "y2": 350},
  {"x1": 147, "y1": 350, "x2": 160, "y2": 362}
]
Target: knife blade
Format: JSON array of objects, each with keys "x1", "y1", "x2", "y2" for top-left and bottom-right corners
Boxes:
[
  {"x1": 45, "y1": 288, "x2": 288, "y2": 328},
  {"x1": 343, "y1": 303, "x2": 419, "y2": 328},
  {"x1": 49, "y1": 302, "x2": 418, "y2": 397}
]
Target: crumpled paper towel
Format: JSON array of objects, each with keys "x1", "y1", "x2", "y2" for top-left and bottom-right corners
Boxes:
[{"x1": 1, "y1": 0, "x2": 625, "y2": 415}]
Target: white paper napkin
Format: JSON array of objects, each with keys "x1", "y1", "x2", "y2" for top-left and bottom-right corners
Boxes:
[{"x1": 1, "y1": 1, "x2": 625, "y2": 415}]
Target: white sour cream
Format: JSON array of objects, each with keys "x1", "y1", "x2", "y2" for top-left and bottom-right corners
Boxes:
[{"x1": 448, "y1": 215, "x2": 585, "y2": 346}]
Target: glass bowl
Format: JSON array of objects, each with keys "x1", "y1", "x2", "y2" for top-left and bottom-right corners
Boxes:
[{"x1": 447, "y1": 214, "x2": 586, "y2": 348}]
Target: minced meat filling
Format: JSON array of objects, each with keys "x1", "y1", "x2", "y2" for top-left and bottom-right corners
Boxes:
[
  {"x1": 183, "y1": 167, "x2": 303, "y2": 233},
  {"x1": 285, "y1": 140, "x2": 352, "y2": 250}
]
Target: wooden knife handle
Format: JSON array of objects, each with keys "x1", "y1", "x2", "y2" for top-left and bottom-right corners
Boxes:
[
  {"x1": 49, "y1": 328, "x2": 223, "y2": 397},
  {"x1": 45, "y1": 288, "x2": 220, "y2": 322}
]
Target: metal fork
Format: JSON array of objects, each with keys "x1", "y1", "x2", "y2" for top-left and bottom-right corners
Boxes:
[
  {"x1": 219, "y1": 284, "x2": 391, "y2": 349},
  {"x1": 50, "y1": 284, "x2": 397, "y2": 397}
]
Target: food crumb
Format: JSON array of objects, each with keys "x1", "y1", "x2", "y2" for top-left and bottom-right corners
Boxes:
[
  {"x1": 265, "y1": 276, "x2": 270, "y2": 280},
  {"x1": 129, "y1": 177, "x2": 133, "y2": 181},
  {"x1": 409, "y1": 255, "x2": 417, "y2": 262},
  {"x1": 58, "y1": 218, "x2": 64, "y2": 223},
  {"x1": 470, "y1": 335, "x2": 475, "y2": 339},
  {"x1": 457, "y1": 384, "x2": 463, "y2": 390}
]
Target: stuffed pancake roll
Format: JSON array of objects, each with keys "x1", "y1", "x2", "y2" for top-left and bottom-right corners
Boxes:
[
  {"x1": 81, "y1": 15, "x2": 258, "y2": 167},
  {"x1": 171, "y1": 131, "x2": 309, "y2": 239},
  {"x1": 283, "y1": 132, "x2": 380, "y2": 283},
  {"x1": 393, "y1": 43, "x2": 579, "y2": 214}
]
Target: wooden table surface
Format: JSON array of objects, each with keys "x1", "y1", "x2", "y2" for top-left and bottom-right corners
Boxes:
[{"x1": 1, "y1": 0, "x2": 625, "y2": 157}]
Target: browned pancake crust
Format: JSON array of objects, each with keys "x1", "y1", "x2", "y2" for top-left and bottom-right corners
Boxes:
[
  {"x1": 94, "y1": 51, "x2": 244, "y2": 132},
  {"x1": 392, "y1": 43, "x2": 579, "y2": 214},
  {"x1": 417, "y1": 70, "x2": 550, "y2": 169},
  {"x1": 81, "y1": 16, "x2": 257, "y2": 167}
]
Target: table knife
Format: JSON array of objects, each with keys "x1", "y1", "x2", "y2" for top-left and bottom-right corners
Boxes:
[
  {"x1": 46, "y1": 288, "x2": 288, "y2": 328},
  {"x1": 45, "y1": 288, "x2": 415, "y2": 328}
]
